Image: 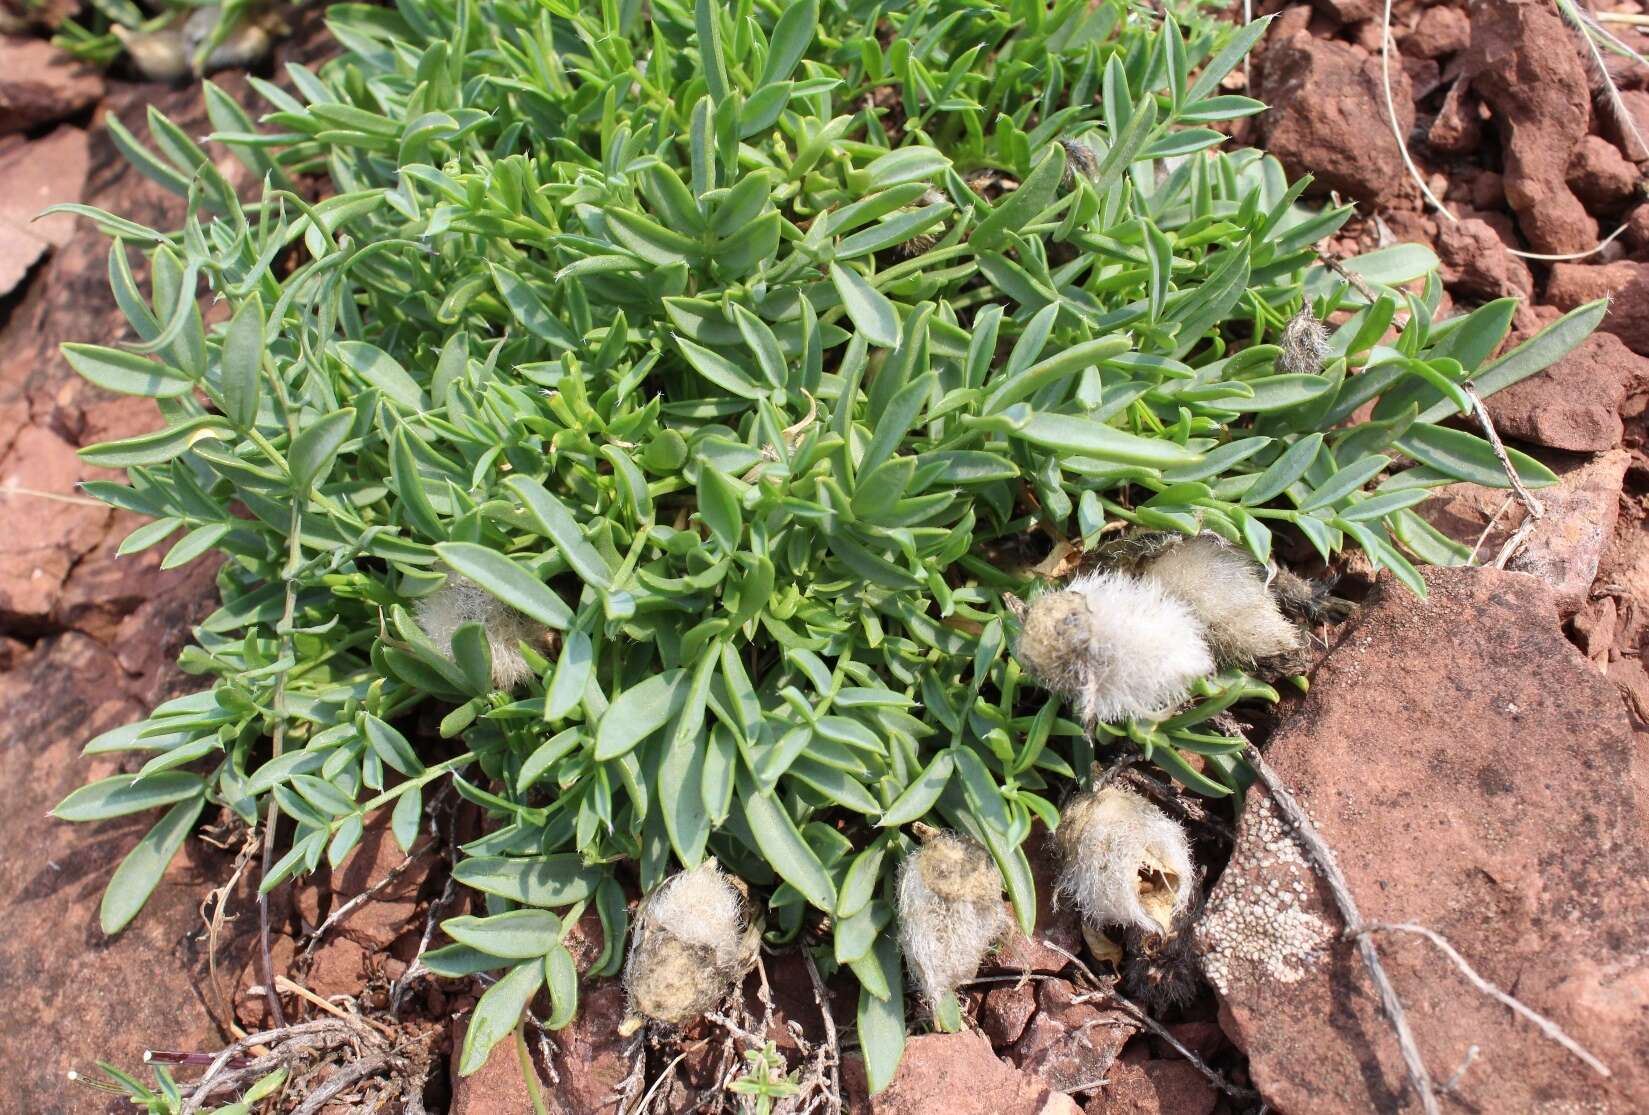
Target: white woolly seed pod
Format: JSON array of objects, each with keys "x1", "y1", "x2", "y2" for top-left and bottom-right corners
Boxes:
[
  {"x1": 897, "y1": 829, "x2": 1009, "y2": 1009},
  {"x1": 1137, "y1": 534, "x2": 1302, "y2": 667},
  {"x1": 1014, "y1": 571, "x2": 1214, "y2": 724},
  {"x1": 622, "y1": 860, "x2": 758, "y2": 1032},
  {"x1": 414, "y1": 572, "x2": 551, "y2": 690},
  {"x1": 1278, "y1": 305, "x2": 1331, "y2": 375},
  {"x1": 1056, "y1": 786, "x2": 1194, "y2": 937}
]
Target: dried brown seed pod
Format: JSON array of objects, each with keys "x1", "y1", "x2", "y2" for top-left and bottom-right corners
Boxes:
[
  {"x1": 621, "y1": 860, "x2": 759, "y2": 1033},
  {"x1": 897, "y1": 827, "x2": 1009, "y2": 1010}
]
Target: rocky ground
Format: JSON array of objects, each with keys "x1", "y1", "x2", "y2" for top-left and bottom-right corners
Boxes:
[{"x1": 0, "y1": 1, "x2": 1646, "y2": 1112}]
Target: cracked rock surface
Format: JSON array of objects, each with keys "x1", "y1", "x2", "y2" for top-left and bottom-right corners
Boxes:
[{"x1": 1200, "y1": 566, "x2": 1649, "y2": 1115}]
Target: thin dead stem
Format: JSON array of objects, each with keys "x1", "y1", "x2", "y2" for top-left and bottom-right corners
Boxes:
[
  {"x1": 1356, "y1": 922, "x2": 1610, "y2": 1078},
  {"x1": 1242, "y1": 744, "x2": 1441, "y2": 1114},
  {"x1": 802, "y1": 949, "x2": 843, "y2": 1115},
  {"x1": 301, "y1": 839, "x2": 433, "y2": 960},
  {"x1": 1459, "y1": 382, "x2": 1544, "y2": 569},
  {"x1": 1038, "y1": 940, "x2": 1259, "y2": 1103}
]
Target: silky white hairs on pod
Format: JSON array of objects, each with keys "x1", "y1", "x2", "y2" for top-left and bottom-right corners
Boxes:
[
  {"x1": 1138, "y1": 535, "x2": 1301, "y2": 666},
  {"x1": 623, "y1": 860, "x2": 757, "y2": 1031},
  {"x1": 1056, "y1": 786, "x2": 1195, "y2": 937},
  {"x1": 1014, "y1": 571, "x2": 1214, "y2": 724},
  {"x1": 897, "y1": 830, "x2": 1010, "y2": 1009},
  {"x1": 415, "y1": 572, "x2": 550, "y2": 689}
]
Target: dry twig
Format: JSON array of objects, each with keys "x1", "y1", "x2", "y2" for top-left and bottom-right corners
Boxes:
[
  {"x1": 1040, "y1": 940, "x2": 1258, "y2": 1103},
  {"x1": 301, "y1": 839, "x2": 433, "y2": 960},
  {"x1": 1458, "y1": 382, "x2": 1544, "y2": 569},
  {"x1": 1241, "y1": 744, "x2": 1441, "y2": 1115},
  {"x1": 802, "y1": 948, "x2": 843, "y2": 1115},
  {"x1": 1356, "y1": 922, "x2": 1610, "y2": 1078}
]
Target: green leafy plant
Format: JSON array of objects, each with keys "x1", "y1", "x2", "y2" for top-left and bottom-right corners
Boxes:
[{"x1": 49, "y1": 0, "x2": 1603, "y2": 1091}]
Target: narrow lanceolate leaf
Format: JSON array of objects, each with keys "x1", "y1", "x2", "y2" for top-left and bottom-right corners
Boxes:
[
  {"x1": 505, "y1": 476, "x2": 617, "y2": 590},
  {"x1": 829, "y1": 263, "x2": 901, "y2": 349},
  {"x1": 63, "y1": 344, "x2": 195, "y2": 398},
  {"x1": 971, "y1": 143, "x2": 1065, "y2": 249},
  {"x1": 220, "y1": 296, "x2": 265, "y2": 430},
  {"x1": 100, "y1": 793, "x2": 205, "y2": 934},
  {"x1": 970, "y1": 408, "x2": 1202, "y2": 468},
  {"x1": 288, "y1": 409, "x2": 357, "y2": 492},
  {"x1": 737, "y1": 766, "x2": 836, "y2": 911},
  {"x1": 433, "y1": 543, "x2": 574, "y2": 630},
  {"x1": 78, "y1": 417, "x2": 229, "y2": 469},
  {"x1": 674, "y1": 334, "x2": 767, "y2": 399},
  {"x1": 459, "y1": 960, "x2": 544, "y2": 1076},
  {"x1": 453, "y1": 855, "x2": 603, "y2": 905},
  {"x1": 54, "y1": 771, "x2": 206, "y2": 822},
  {"x1": 857, "y1": 935, "x2": 906, "y2": 1092},
  {"x1": 442, "y1": 909, "x2": 562, "y2": 958},
  {"x1": 334, "y1": 341, "x2": 426, "y2": 411},
  {"x1": 594, "y1": 669, "x2": 690, "y2": 761}
]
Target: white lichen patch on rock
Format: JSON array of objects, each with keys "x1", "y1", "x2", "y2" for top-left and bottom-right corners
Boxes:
[{"x1": 1196, "y1": 795, "x2": 1333, "y2": 995}]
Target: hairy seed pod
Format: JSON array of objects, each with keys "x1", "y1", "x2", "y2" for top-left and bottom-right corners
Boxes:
[
  {"x1": 1055, "y1": 786, "x2": 1194, "y2": 937},
  {"x1": 1059, "y1": 137, "x2": 1100, "y2": 185},
  {"x1": 1121, "y1": 902, "x2": 1205, "y2": 1013},
  {"x1": 112, "y1": 26, "x2": 193, "y2": 83},
  {"x1": 1014, "y1": 572, "x2": 1214, "y2": 724},
  {"x1": 1270, "y1": 566, "x2": 1358, "y2": 626},
  {"x1": 1278, "y1": 305, "x2": 1331, "y2": 375},
  {"x1": 1136, "y1": 534, "x2": 1301, "y2": 667},
  {"x1": 897, "y1": 828, "x2": 1009, "y2": 1009},
  {"x1": 415, "y1": 572, "x2": 553, "y2": 689},
  {"x1": 897, "y1": 187, "x2": 951, "y2": 257},
  {"x1": 621, "y1": 860, "x2": 758, "y2": 1033}
]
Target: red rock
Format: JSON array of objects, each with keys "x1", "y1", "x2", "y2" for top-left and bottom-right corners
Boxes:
[
  {"x1": 1625, "y1": 203, "x2": 1649, "y2": 250},
  {"x1": 1466, "y1": 0, "x2": 1598, "y2": 254},
  {"x1": 1418, "y1": 449, "x2": 1631, "y2": 616},
  {"x1": 0, "y1": 635, "x2": 251, "y2": 1111},
  {"x1": 304, "y1": 936, "x2": 374, "y2": 1003},
  {"x1": 0, "y1": 424, "x2": 113, "y2": 626},
  {"x1": 1468, "y1": 169, "x2": 1505, "y2": 210},
  {"x1": 1308, "y1": 0, "x2": 1376, "y2": 23},
  {"x1": 449, "y1": 1018, "x2": 539, "y2": 1115},
  {"x1": 845, "y1": 1031, "x2": 1082, "y2": 1115},
  {"x1": 1435, "y1": 216, "x2": 1532, "y2": 301},
  {"x1": 1083, "y1": 1058, "x2": 1217, "y2": 1115},
  {"x1": 1256, "y1": 33, "x2": 1416, "y2": 206},
  {"x1": 1600, "y1": 267, "x2": 1649, "y2": 356},
  {"x1": 1571, "y1": 595, "x2": 1618, "y2": 662},
  {"x1": 0, "y1": 35, "x2": 103, "y2": 136},
  {"x1": 1006, "y1": 978, "x2": 1136, "y2": 1094},
  {"x1": 1544, "y1": 260, "x2": 1643, "y2": 311},
  {"x1": 1608, "y1": 657, "x2": 1649, "y2": 725},
  {"x1": 1201, "y1": 567, "x2": 1649, "y2": 1114},
  {"x1": 0, "y1": 125, "x2": 89, "y2": 296},
  {"x1": 325, "y1": 813, "x2": 436, "y2": 951},
  {"x1": 981, "y1": 981, "x2": 1040, "y2": 1048},
  {"x1": 1426, "y1": 78, "x2": 1482, "y2": 155},
  {"x1": 1604, "y1": 88, "x2": 1649, "y2": 162},
  {"x1": 1405, "y1": 5, "x2": 1470, "y2": 58},
  {"x1": 1486, "y1": 332, "x2": 1649, "y2": 452},
  {"x1": 450, "y1": 979, "x2": 633, "y2": 1115},
  {"x1": 542, "y1": 980, "x2": 632, "y2": 1114},
  {"x1": 1567, "y1": 135, "x2": 1641, "y2": 211}
]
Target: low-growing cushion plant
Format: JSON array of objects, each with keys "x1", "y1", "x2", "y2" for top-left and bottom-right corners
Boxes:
[{"x1": 49, "y1": 0, "x2": 1604, "y2": 1093}]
